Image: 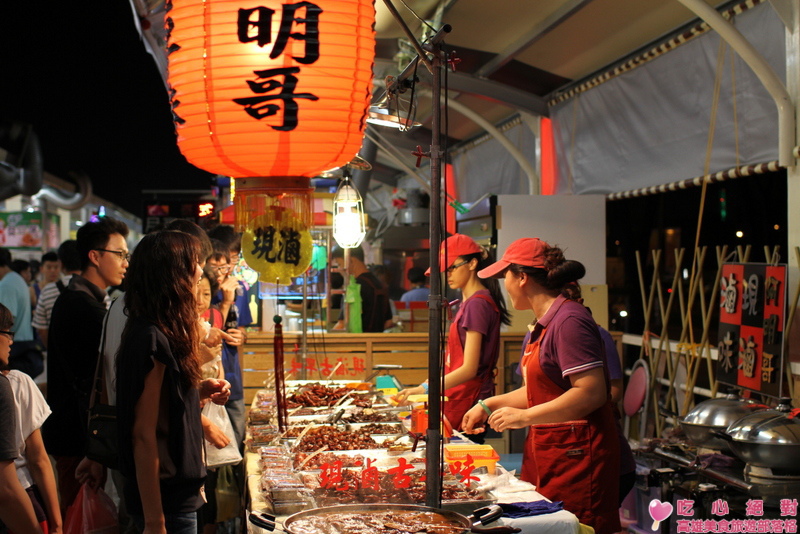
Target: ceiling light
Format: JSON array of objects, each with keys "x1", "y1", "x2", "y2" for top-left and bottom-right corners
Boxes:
[{"x1": 333, "y1": 177, "x2": 367, "y2": 249}]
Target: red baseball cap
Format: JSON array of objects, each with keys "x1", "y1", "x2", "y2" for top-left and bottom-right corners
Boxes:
[
  {"x1": 478, "y1": 237, "x2": 549, "y2": 278},
  {"x1": 425, "y1": 234, "x2": 482, "y2": 275}
]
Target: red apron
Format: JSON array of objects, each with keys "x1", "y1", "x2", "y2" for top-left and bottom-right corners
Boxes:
[
  {"x1": 519, "y1": 310, "x2": 621, "y2": 534},
  {"x1": 443, "y1": 294, "x2": 498, "y2": 430}
]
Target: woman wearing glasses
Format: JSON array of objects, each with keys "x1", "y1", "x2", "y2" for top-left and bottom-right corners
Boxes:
[{"x1": 395, "y1": 234, "x2": 510, "y2": 438}]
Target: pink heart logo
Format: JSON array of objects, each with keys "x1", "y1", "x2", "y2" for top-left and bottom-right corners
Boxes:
[{"x1": 649, "y1": 499, "x2": 673, "y2": 522}]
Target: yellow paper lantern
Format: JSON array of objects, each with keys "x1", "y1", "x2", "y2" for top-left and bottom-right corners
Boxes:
[{"x1": 241, "y1": 206, "x2": 313, "y2": 284}]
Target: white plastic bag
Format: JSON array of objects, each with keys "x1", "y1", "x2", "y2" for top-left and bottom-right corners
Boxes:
[{"x1": 202, "y1": 402, "x2": 243, "y2": 467}]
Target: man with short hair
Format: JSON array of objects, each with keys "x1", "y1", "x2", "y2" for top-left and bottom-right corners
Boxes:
[
  {"x1": 37, "y1": 251, "x2": 61, "y2": 293},
  {"x1": 42, "y1": 217, "x2": 129, "y2": 514},
  {"x1": 0, "y1": 247, "x2": 39, "y2": 378},
  {"x1": 31, "y1": 240, "x2": 82, "y2": 348},
  {"x1": 331, "y1": 246, "x2": 392, "y2": 333}
]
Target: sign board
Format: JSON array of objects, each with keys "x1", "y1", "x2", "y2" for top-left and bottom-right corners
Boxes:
[
  {"x1": 143, "y1": 201, "x2": 216, "y2": 233},
  {"x1": 717, "y1": 263, "x2": 786, "y2": 398},
  {"x1": 0, "y1": 212, "x2": 59, "y2": 251}
]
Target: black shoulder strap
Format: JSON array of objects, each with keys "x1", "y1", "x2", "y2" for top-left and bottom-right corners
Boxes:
[
  {"x1": 89, "y1": 302, "x2": 114, "y2": 408},
  {"x1": 56, "y1": 280, "x2": 65, "y2": 293}
]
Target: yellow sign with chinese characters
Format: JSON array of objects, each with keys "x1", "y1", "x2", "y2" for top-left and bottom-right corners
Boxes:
[{"x1": 241, "y1": 207, "x2": 312, "y2": 285}]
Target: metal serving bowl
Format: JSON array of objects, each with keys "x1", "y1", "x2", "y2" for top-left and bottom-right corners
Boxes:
[{"x1": 679, "y1": 395, "x2": 769, "y2": 451}]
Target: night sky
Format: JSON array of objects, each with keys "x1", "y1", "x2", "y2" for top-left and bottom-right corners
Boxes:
[{"x1": 0, "y1": 2, "x2": 213, "y2": 216}]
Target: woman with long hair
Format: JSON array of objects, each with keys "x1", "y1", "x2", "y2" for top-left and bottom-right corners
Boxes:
[
  {"x1": 462, "y1": 237, "x2": 620, "y2": 534},
  {"x1": 395, "y1": 234, "x2": 510, "y2": 436},
  {"x1": 116, "y1": 231, "x2": 229, "y2": 534}
]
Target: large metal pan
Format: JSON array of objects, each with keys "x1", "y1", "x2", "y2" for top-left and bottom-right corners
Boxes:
[
  {"x1": 679, "y1": 395, "x2": 768, "y2": 451},
  {"x1": 250, "y1": 503, "x2": 520, "y2": 534},
  {"x1": 712, "y1": 399, "x2": 800, "y2": 470}
]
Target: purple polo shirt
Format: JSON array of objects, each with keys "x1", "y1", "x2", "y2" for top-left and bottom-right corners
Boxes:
[
  {"x1": 522, "y1": 295, "x2": 605, "y2": 391},
  {"x1": 454, "y1": 289, "x2": 501, "y2": 399}
]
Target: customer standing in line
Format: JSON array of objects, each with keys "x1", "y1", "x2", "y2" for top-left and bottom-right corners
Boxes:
[
  {"x1": 395, "y1": 234, "x2": 510, "y2": 437},
  {"x1": 42, "y1": 217, "x2": 129, "y2": 514},
  {"x1": 0, "y1": 302, "x2": 42, "y2": 533},
  {"x1": 116, "y1": 230, "x2": 230, "y2": 534},
  {"x1": 461, "y1": 237, "x2": 621, "y2": 534},
  {"x1": 0, "y1": 248, "x2": 38, "y2": 379}
]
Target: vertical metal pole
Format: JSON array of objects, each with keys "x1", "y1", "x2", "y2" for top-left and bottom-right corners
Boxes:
[
  {"x1": 301, "y1": 269, "x2": 308, "y2": 378},
  {"x1": 425, "y1": 46, "x2": 443, "y2": 509}
]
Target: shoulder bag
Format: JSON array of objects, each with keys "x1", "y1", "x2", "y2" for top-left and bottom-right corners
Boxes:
[{"x1": 86, "y1": 310, "x2": 118, "y2": 469}]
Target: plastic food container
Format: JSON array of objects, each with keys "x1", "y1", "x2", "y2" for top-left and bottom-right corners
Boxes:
[{"x1": 443, "y1": 444, "x2": 500, "y2": 475}]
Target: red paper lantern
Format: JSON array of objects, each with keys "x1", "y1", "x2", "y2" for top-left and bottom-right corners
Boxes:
[{"x1": 166, "y1": 0, "x2": 375, "y2": 178}]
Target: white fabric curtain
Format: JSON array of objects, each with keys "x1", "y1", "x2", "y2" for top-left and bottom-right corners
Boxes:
[
  {"x1": 449, "y1": 122, "x2": 537, "y2": 203},
  {"x1": 550, "y1": 3, "x2": 785, "y2": 194}
]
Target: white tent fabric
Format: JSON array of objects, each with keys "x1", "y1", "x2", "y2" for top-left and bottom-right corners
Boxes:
[
  {"x1": 450, "y1": 121, "x2": 537, "y2": 203},
  {"x1": 549, "y1": 3, "x2": 785, "y2": 195}
]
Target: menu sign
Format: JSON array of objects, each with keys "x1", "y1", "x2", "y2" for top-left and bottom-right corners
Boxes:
[{"x1": 717, "y1": 263, "x2": 786, "y2": 398}]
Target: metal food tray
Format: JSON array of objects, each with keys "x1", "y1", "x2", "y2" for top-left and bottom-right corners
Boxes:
[
  {"x1": 293, "y1": 448, "x2": 426, "y2": 470},
  {"x1": 344, "y1": 421, "x2": 405, "y2": 435},
  {"x1": 296, "y1": 468, "x2": 495, "y2": 513},
  {"x1": 286, "y1": 433, "x2": 420, "y2": 453}
]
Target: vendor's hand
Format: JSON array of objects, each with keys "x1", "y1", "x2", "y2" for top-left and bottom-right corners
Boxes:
[
  {"x1": 488, "y1": 407, "x2": 529, "y2": 432},
  {"x1": 461, "y1": 404, "x2": 489, "y2": 434},
  {"x1": 392, "y1": 386, "x2": 425, "y2": 405},
  {"x1": 225, "y1": 327, "x2": 245, "y2": 346},
  {"x1": 200, "y1": 378, "x2": 231, "y2": 405},
  {"x1": 75, "y1": 457, "x2": 106, "y2": 490},
  {"x1": 201, "y1": 415, "x2": 231, "y2": 449}
]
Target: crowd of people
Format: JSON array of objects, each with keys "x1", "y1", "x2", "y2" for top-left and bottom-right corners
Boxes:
[
  {"x1": 0, "y1": 218, "x2": 251, "y2": 534},
  {"x1": 0, "y1": 223, "x2": 632, "y2": 534}
]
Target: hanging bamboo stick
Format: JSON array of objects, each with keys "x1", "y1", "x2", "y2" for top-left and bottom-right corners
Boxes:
[
  {"x1": 657, "y1": 250, "x2": 686, "y2": 419},
  {"x1": 684, "y1": 246, "x2": 729, "y2": 409}
]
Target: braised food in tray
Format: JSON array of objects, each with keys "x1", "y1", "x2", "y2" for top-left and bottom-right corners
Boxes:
[{"x1": 287, "y1": 511, "x2": 466, "y2": 534}]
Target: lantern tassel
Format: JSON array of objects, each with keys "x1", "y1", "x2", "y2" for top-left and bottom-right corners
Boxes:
[{"x1": 273, "y1": 314, "x2": 288, "y2": 433}]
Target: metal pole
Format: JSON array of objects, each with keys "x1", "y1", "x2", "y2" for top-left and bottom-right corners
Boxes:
[
  {"x1": 376, "y1": 1, "x2": 451, "y2": 509},
  {"x1": 425, "y1": 46, "x2": 444, "y2": 510}
]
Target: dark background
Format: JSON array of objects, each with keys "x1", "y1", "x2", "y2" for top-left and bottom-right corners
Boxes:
[{"x1": 0, "y1": 2, "x2": 213, "y2": 216}]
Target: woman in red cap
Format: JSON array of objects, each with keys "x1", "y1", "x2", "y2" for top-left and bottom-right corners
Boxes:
[
  {"x1": 394, "y1": 234, "x2": 510, "y2": 439},
  {"x1": 461, "y1": 237, "x2": 620, "y2": 534}
]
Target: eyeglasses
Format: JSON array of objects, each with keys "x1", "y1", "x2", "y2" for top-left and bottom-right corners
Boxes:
[
  {"x1": 446, "y1": 259, "x2": 470, "y2": 273},
  {"x1": 0, "y1": 330, "x2": 14, "y2": 340},
  {"x1": 213, "y1": 265, "x2": 231, "y2": 274},
  {"x1": 94, "y1": 249, "x2": 131, "y2": 262}
]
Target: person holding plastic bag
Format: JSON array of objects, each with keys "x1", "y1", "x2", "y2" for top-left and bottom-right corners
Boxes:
[
  {"x1": 116, "y1": 231, "x2": 230, "y2": 534},
  {"x1": 461, "y1": 238, "x2": 620, "y2": 534},
  {"x1": 63, "y1": 483, "x2": 116, "y2": 534},
  {"x1": 196, "y1": 266, "x2": 241, "y2": 534}
]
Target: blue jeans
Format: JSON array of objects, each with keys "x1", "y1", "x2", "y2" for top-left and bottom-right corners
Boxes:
[{"x1": 132, "y1": 511, "x2": 197, "y2": 533}]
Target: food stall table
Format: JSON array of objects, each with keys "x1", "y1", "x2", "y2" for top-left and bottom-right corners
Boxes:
[{"x1": 246, "y1": 452, "x2": 582, "y2": 534}]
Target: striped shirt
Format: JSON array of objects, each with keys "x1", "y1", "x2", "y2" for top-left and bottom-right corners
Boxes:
[{"x1": 31, "y1": 275, "x2": 73, "y2": 330}]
